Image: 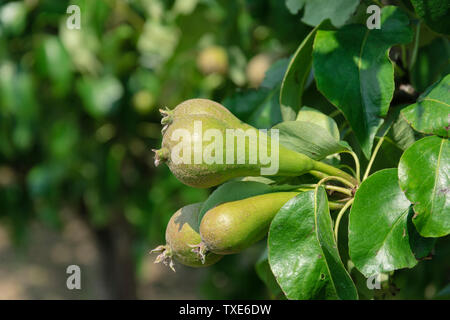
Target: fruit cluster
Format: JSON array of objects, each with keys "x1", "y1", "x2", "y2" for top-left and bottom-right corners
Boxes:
[{"x1": 152, "y1": 99, "x2": 355, "y2": 270}]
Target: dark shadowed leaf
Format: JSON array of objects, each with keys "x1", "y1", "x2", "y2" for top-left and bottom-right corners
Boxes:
[
  {"x1": 411, "y1": 37, "x2": 450, "y2": 93},
  {"x1": 407, "y1": 208, "x2": 436, "y2": 260},
  {"x1": 255, "y1": 248, "x2": 284, "y2": 298},
  {"x1": 222, "y1": 88, "x2": 282, "y2": 128},
  {"x1": 279, "y1": 21, "x2": 331, "y2": 120},
  {"x1": 410, "y1": 0, "x2": 450, "y2": 35}
]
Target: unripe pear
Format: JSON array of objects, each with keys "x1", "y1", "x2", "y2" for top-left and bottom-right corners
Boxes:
[
  {"x1": 151, "y1": 203, "x2": 222, "y2": 271},
  {"x1": 154, "y1": 99, "x2": 358, "y2": 187},
  {"x1": 160, "y1": 98, "x2": 243, "y2": 130},
  {"x1": 198, "y1": 192, "x2": 299, "y2": 255},
  {"x1": 155, "y1": 113, "x2": 315, "y2": 188}
]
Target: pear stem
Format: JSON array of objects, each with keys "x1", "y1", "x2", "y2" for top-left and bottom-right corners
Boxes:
[
  {"x1": 334, "y1": 198, "x2": 354, "y2": 241},
  {"x1": 311, "y1": 160, "x2": 358, "y2": 187}
]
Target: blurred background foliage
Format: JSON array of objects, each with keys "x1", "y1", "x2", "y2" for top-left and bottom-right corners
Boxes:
[
  {"x1": 0, "y1": 0, "x2": 448, "y2": 299},
  {"x1": 0, "y1": 0, "x2": 311, "y2": 299}
]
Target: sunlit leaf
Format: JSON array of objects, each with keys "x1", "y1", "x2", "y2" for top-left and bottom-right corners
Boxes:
[{"x1": 313, "y1": 6, "x2": 413, "y2": 158}]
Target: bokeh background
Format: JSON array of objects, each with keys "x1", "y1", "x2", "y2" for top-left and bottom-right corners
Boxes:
[{"x1": 0, "y1": 0, "x2": 448, "y2": 299}]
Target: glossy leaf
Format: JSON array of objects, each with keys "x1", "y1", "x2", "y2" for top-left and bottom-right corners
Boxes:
[
  {"x1": 410, "y1": 0, "x2": 450, "y2": 35},
  {"x1": 349, "y1": 169, "x2": 418, "y2": 277},
  {"x1": 313, "y1": 6, "x2": 413, "y2": 158},
  {"x1": 269, "y1": 190, "x2": 357, "y2": 300},
  {"x1": 401, "y1": 74, "x2": 450, "y2": 137},
  {"x1": 398, "y1": 136, "x2": 450, "y2": 237},
  {"x1": 285, "y1": 0, "x2": 359, "y2": 27},
  {"x1": 280, "y1": 22, "x2": 329, "y2": 120},
  {"x1": 314, "y1": 187, "x2": 358, "y2": 299},
  {"x1": 273, "y1": 121, "x2": 350, "y2": 160}
]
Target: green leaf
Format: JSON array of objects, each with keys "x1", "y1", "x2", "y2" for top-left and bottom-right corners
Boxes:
[
  {"x1": 296, "y1": 106, "x2": 340, "y2": 140},
  {"x1": 388, "y1": 111, "x2": 416, "y2": 151},
  {"x1": 398, "y1": 136, "x2": 450, "y2": 237},
  {"x1": 273, "y1": 121, "x2": 350, "y2": 160},
  {"x1": 401, "y1": 75, "x2": 450, "y2": 137},
  {"x1": 313, "y1": 6, "x2": 413, "y2": 158},
  {"x1": 349, "y1": 169, "x2": 418, "y2": 277},
  {"x1": 410, "y1": 0, "x2": 450, "y2": 35},
  {"x1": 280, "y1": 22, "x2": 330, "y2": 121},
  {"x1": 268, "y1": 189, "x2": 357, "y2": 300},
  {"x1": 285, "y1": 0, "x2": 359, "y2": 27}
]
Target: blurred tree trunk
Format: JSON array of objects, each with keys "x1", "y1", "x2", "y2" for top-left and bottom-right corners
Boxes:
[
  {"x1": 95, "y1": 214, "x2": 137, "y2": 300},
  {"x1": 79, "y1": 202, "x2": 137, "y2": 299}
]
